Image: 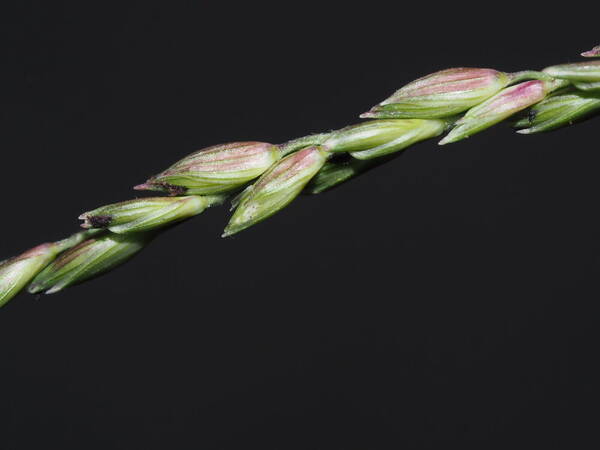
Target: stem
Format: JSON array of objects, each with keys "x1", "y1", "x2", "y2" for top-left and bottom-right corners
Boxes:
[
  {"x1": 278, "y1": 133, "x2": 332, "y2": 156},
  {"x1": 54, "y1": 229, "x2": 104, "y2": 253},
  {"x1": 508, "y1": 70, "x2": 555, "y2": 84}
]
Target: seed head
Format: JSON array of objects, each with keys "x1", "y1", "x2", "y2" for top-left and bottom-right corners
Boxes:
[
  {"x1": 135, "y1": 142, "x2": 281, "y2": 195},
  {"x1": 361, "y1": 68, "x2": 511, "y2": 119}
]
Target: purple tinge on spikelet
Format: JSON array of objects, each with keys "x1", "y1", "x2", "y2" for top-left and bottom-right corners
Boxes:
[
  {"x1": 582, "y1": 45, "x2": 600, "y2": 58},
  {"x1": 361, "y1": 68, "x2": 510, "y2": 119}
]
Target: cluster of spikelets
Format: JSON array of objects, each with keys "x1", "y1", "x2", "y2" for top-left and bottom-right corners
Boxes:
[{"x1": 2, "y1": 45, "x2": 600, "y2": 307}]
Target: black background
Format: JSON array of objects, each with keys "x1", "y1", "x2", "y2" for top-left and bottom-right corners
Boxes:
[{"x1": 1, "y1": 2, "x2": 600, "y2": 449}]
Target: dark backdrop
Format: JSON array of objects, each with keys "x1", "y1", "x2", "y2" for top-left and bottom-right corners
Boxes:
[{"x1": 1, "y1": 2, "x2": 599, "y2": 449}]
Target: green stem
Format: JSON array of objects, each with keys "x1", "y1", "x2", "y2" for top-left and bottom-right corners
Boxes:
[
  {"x1": 278, "y1": 133, "x2": 332, "y2": 156},
  {"x1": 508, "y1": 70, "x2": 556, "y2": 84},
  {"x1": 54, "y1": 229, "x2": 104, "y2": 253}
]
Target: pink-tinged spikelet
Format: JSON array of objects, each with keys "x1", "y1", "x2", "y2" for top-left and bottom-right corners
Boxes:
[
  {"x1": 582, "y1": 46, "x2": 600, "y2": 58},
  {"x1": 0, "y1": 243, "x2": 59, "y2": 307},
  {"x1": 440, "y1": 79, "x2": 566, "y2": 145},
  {"x1": 361, "y1": 68, "x2": 511, "y2": 119},
  {"x1": 223, "y1": 146, "x2": 328, "y2": 236},
  {"x1": 135, "y1": 142, "x2": 281, "y2": 195}
]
